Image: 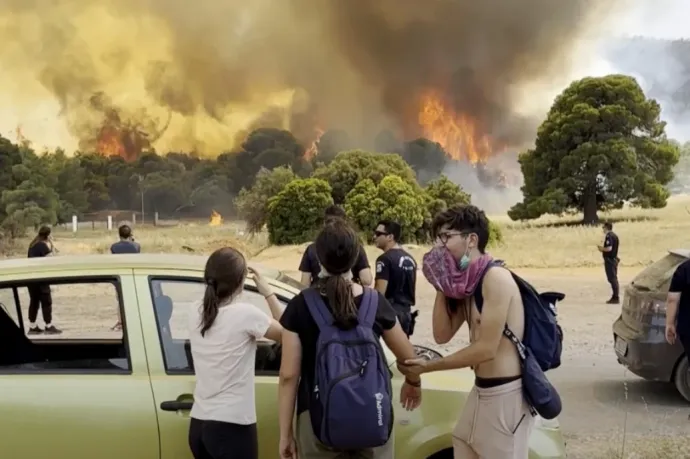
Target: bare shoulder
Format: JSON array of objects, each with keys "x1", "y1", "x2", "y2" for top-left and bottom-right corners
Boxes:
[{"x1": 483, "y1": 266, "x2": 519, "y2": 296}]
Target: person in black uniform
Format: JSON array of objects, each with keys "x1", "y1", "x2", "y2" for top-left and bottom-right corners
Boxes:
[
  {"x1": 298, "y1": 205, "x2": 373, "y2": 288},
  {"x1": 27, "y1": 226, "x2": 62, "y2": 335},
  {"x1": 373, "y1": 220, "x2": 418, "y2": 337},
  {"x1": 598, "y1": 221, "x2": 620, "y2": 304}
]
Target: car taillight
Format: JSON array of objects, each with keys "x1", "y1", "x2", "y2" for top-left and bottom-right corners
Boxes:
[{"x1": 641, "y1": 300, "x2": 666, "y2": 314}]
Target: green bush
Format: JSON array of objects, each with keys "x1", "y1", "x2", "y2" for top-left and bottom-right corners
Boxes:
[
  {"x1": 488, "y1": 221, "x2": 503, "y2": 247},
  {"x1": 235, "y1": 166, "x2": 296, "y2": 233},
  {"x1": 267, "y1": 178, "x2": 333, "y2": 245},
  {"x1": 344, "y1": 175, "x2": 426, "y2": 243},
  {"x1": 312, "y1": 150, "x2": 419, "y2": 204}
]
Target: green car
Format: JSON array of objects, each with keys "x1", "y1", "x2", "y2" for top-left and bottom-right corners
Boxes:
[{"x1": 0, "y1": 254, "x2": 566, "y2": 459}]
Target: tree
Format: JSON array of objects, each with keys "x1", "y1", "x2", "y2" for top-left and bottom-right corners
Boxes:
[
  {"x1": 267, "y1": 178, "x2": 333, "y2": 245},
  {"x1": 401, "y1": 138, "x2": 448, "y2": 184},
  {"x1": 424, "y1": 175, "x2": 471, "y2": 217},
  {"x1": 1, "y1": 181, "x2": 59, "y2": 237},
  {"x1": 509, "y1": 74, "x2": 680, "y2": 224},
  {"x1": 668, "y1": 140, "x2": 690, "y2": 194},
  {"x1": 235, "y1": 166, "x2": 296, "y2": 233},
  {"x1": 313, "y1": 150, "x2": 419, "y2": 204},
  {"x1": 344, "y1": 175, "x2": 427, "y2": 243}
]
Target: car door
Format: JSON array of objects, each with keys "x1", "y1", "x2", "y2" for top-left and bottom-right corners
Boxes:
[
  {"x1": 0, "y1": 269, "x2": 159, "y2": 459},
  {"x1": 134, "y1": 270, "x2": 285, "y2": 459}
]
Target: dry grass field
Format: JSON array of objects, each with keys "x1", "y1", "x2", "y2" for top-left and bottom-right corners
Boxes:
[{"x1": 4, "y1": 195, "x2": 690, "y2": 458}]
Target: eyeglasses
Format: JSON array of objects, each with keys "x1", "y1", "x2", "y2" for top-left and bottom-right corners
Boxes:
[
  {"x1": 374, "y1": 231, "x2": 389, "y2": 238},
  {"x1": 436, "y1": 231, "x2": 466, "y2": 244}
]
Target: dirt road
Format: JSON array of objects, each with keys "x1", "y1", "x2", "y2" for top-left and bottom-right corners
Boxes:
[{"x1": 254, "y1": 249, "x2": 690, "y2": 458}]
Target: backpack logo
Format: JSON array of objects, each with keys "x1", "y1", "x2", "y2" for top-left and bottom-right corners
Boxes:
[{"x1": 375, "y1": 392, "x2": 384, "y2": 427}]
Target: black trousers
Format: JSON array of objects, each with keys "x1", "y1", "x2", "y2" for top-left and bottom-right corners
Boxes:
[
  {"x1": 604, "y1": 258, "x2": 619, "y2": 298},
  {"x1": 28, "y1": 284, "x2": 52, "y2": 324},
  {"x1": 392, "y1": 305, "x2": 417, "y2": 337},
  {"x1": 189, "y1": 418, "x2": 258, "y2": 459}
]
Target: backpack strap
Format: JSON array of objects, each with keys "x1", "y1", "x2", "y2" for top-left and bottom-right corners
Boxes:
[
  {"x1": 357, "y1": 288, "x2": 378, "y2": 328},
  {"x1": 302, "y1": 288, "x2": 335, "y2": 330},
  {"x1": 473, "y1": 259, "x2": 505, "y2": 313}
]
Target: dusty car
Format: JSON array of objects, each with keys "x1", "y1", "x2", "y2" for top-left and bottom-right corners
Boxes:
[
  {"x1": 0, "y1": 254, "x2": 566, "y2": 459},
  {"x1": 613, "y1": 249, "x2": 690, "y2": 400}
]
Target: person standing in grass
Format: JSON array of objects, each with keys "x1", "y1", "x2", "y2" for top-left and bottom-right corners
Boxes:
[
  {"x1": 110, "y1": 224, "x2": 141, "y2": 330},
  {"x1": 27, "y1": 226, "x2": 61, "y2": 335},
  {"x1": 597, "y1": 222, "x2": 620, "y2": 304}
]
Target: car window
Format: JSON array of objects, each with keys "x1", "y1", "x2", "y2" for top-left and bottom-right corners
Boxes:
[
  {"x1": 0, "y1": 279, "x2": 129, "y2": 374},
  {"x1": 149, "y1": 277, "x2": 289, "y2": 375},
  {"x1": 632, "y1": 253, "x2": 687, "y2": 290}
]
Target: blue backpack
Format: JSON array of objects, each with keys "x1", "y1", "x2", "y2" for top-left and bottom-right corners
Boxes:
[
  {"x1": 474, "y1": 261, "x2": 564, "y2": 371},
  {"x1": 303, "y1": 288, "x2": 393, "y2": 450},
  {"x1": 474, "y1": 261, "x2": 564, "y2": 419}
]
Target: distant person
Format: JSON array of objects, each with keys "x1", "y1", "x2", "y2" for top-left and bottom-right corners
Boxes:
[
  {"x1": 298, "y1": 205, "x2": 373, "y2": 287},
  {"x1": 373, "y1": 220, "x2": 418, "y2": 337},
  {"x1": 598, "y1": 222, "x2": 620, "y2": 304},
  {"x1": 27, "y1": 226, "x2": 61, "y2": 335},
  {"x1": 665, "y1": 258, "x2": 690, "y2": 353},
  {"x1": 110, "y1": 224, "x2": 141, "y2": 254},
  {"x1": 188, "y1": 247, "x2": 283, "y2": 459}
]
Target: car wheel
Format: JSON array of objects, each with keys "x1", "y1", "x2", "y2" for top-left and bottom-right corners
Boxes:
[
  {"x1": 673, "y1": 355, "x2": 690, "y2": 402},
  {"x1": 413, "y1": 345, "x2": 443, "y2": 361}
]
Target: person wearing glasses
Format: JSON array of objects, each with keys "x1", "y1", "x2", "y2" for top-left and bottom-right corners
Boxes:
[
  {"x1": 373, "y1": 220, "x2": 418, "y2": 337},
  {"x1": 298, "y1": 205, "x2": 373, "y2": 288}
]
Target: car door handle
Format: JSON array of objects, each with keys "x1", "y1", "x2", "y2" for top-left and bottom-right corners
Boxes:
[{"x1": 160, "y1": 401, "x2": 193, "y2": 411}]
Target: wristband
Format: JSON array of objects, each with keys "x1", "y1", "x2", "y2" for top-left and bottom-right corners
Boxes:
[
  {"x1": 264, "y1": 293, "x2": 276, "y2": 299},
  {"x1": 405, "y1": 377, "x2": 421, "y2": 387}
]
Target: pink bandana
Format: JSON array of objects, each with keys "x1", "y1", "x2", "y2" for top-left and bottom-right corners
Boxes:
[{"x1": 422, "y1": 247, "x2": 494, "y2": 300}]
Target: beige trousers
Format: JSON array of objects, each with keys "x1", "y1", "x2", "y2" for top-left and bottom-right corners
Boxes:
[
  {"x1": 295, "y1": 411, "x2": 394, "y2": 459},
  {"x1": 452, "y1": 379, "x2": 534, "y2": 459}
]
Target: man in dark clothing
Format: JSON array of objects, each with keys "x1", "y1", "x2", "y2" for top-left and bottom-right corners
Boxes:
[
  {"x1": 27, "y1": 225, "x2": 61, "y2": 335},
  {"x1": 373, "y1": 220, "x2": 418, "y2": 337},
  {"x1": 110, "y1": 225, "x2": 141, "y2": 254},
  {"x1": 598, "y1": 221, "x2": 620, "y2": 304},
  {"x1": 665, "y1": 259, "x2": 690, "y2": 359},
  {"x1": 298, "y1": 205, "x2": 373, "y2": 287}
]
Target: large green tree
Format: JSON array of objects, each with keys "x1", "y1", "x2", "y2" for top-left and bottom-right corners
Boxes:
[{"x1": 509, "y1": 74, "x2": 680, "y2": 224}]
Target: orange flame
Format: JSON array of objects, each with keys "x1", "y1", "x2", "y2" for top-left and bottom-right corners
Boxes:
[
  {"x1": 209, "y1": 210, "x2": 223, "y2": 226},
  {"x1": 304, "y1": 127, "x2": 325, "y2": 161},
  {"x1": 97, "y1": 125, "x2": 126, "y2": 159},
  {"x1": 418, "y1": 90, "x2": 497, "y2": 164}
]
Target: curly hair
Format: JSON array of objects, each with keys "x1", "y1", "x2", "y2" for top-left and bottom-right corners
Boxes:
[{"x1": 431, "y1": 205, "x2": 490, "y2": 253}]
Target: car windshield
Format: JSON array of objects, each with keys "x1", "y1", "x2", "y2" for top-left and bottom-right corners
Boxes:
[{"x1": 631, "y1": 252, "x2": 687, "y2": 290}]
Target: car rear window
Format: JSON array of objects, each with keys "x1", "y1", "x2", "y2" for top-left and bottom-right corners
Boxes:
[{"x1": 632, "y1": 253, "x2": 687, "y2": 290}]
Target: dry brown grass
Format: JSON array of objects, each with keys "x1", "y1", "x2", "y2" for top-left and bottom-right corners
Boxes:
[{"x1": 10, "y1": 193, "x2": 688, "y2": 270}]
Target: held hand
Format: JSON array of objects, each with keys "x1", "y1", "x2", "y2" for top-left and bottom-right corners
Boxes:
[
  {"x1": 400, "y1": 381, "x2": 422, "y2": 411},
  {"x1": 248, "y1": 266, "x2": 274, "y2": 298},
  {"x1": 279, "y1": 435, "x2": 297, "y2": 459},
  {"x1": 666, "y1": 323, "x2": 677, "y2": 345},
  {"x1": 398, "y1": 358, "x2": 428, "y2": 377}
]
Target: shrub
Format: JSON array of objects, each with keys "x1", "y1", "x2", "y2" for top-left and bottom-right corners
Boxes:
[
  {"x1": 344, "y1": 175, "x2": 426, "y2": 243},
  {"x1": 312, "y1": 150, "x2": 419, "y2": 204},
  {"x1": 267, "y1": 178, "x2": 333, "y2": 245},
  {"x1": 235, "y1": 166, "x2": 296, "y2": 233}
]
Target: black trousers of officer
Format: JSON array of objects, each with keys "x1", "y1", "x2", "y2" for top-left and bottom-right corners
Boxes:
[{"x1": 604, "y1": 257, "x2": 619, "y2": 299}]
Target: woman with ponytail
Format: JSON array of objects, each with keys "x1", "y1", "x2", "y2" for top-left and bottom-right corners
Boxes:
[
  {"x1": 27, "y1": 226, "x2": 60, "y2": 334},
  {"x1": 277, "y1": 219, "x2": 422, "y2": 459},
  {"x1": 188, "y1": 247, "x2": 283, "y2": 459}
]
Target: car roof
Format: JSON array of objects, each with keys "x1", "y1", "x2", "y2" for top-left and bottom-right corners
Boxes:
[
  {"x1": 0, "y1": 254, "x2": 284, "y2": 280},
  {"x1": 668, "y1": 249, "x2": 690, "y2": 259}
]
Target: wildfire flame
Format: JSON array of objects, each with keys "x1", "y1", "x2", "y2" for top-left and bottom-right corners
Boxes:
[
  {"x1": 97, "y1": 125, "x2": 127, "y2": 159},
  {"x1": 304, "y1": 127, "x2": 325, "y2": 161},
  {"x1": 418, "y1": 90, "x2": 497, "y2": 164},
  {"x1": 209, "y1": 210, "x2": 223, "y2": 226}
]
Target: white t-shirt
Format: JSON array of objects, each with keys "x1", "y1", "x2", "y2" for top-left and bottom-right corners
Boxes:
[{"x1": 188, "y1": 301, "x2": 271, "y2": 425}]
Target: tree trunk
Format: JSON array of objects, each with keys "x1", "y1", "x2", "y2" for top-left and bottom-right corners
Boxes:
[{"x1": 582, "y1": 189, "x2": 599, "y2": 225}]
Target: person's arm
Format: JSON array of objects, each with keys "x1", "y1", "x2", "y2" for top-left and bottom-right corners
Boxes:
[
  {"x1": 374, "y1": 256, "x2": 390, "y2": 295},
  {"x1": 298, "y1": 249, "x2": 313, "y2": 287},
  {"x1": 432, "y1": 291, "x2": 465, "y2": 344},
  {"x1": 356, "y1": 247, "x2": 373, "y2": 286},
  {"x1": 246, "y1": 305, "x2": 283, "y2": 343},
  {"x1": 278, "y1": 329, "x2": 302, "y2": 442},
  {"x1": 667, "y1": 266, "x2": 685, "y2": 329},
  {"x1": 264, "y1": 293, "x2": 284, "y2": 321},
  {"x1": 600, "y1": 235, "x2": 612, "y2": 253},
  {"x1": 424, "y1": 268, "x2": 515, "y2": 372}
]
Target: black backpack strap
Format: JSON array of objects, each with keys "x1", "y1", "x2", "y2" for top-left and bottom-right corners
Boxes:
[{"x1": 472, "y1": 260, "x2": 505, "y2": 313}]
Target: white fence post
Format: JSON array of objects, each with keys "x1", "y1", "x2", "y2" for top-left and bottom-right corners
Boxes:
[
  {"x1": 132, "y1": 213, "x2": 136, "y2": 225},
  {"x1": 107, "y1": 215, "x2": 113, "y2": 231},
  {"x1": 72, "y1": 215, "x2": 78, "y2": 233}
]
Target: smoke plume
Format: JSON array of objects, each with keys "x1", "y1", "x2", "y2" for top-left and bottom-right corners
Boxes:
[{"x1": 0, "y1": 0, "x2": 624, "y2": 158}]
